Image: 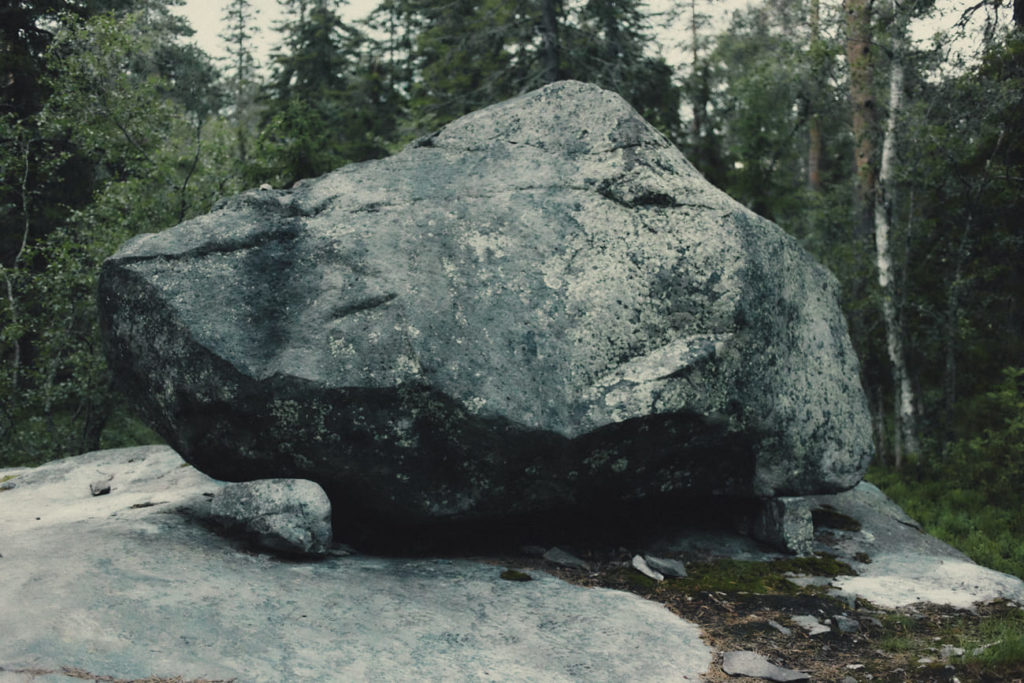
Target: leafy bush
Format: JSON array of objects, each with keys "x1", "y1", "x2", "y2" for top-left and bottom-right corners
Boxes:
[{"x1": 869, "y1": 367, "x2": 1024, "y2": 579}]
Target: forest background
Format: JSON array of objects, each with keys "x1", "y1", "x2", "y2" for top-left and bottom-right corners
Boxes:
[{"x1": 1, "y1": 0, "x2": 1022, "y2": 579}]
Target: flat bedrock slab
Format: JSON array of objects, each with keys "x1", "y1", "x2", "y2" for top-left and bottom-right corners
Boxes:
[
  {"x1": 99, "y1": 80, "x2": 872, "y2": 526},
  {"x1": 0, "y1": 447, "x2": 711, "y2": 682}
]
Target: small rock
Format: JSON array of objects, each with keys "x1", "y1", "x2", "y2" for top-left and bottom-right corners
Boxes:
[
  {"x1": 840, "y1": 677, "x2": 858, "y2": 683},
  {"x1": 721, "y1": 651, "x2": 810, "y2": 681},
  {"x1": 542, "y1": 547, "x2": 589, "y2": 571},
  {"x1": 917, "y1": 656, "x2": 935, "y2": 664},
  {"x1": 971, "y1": 640, "x2": 1001, "y2": 656},
  {"x1": 328, "y1": 543, "x2": 356, "y2": 557},
  {"x1": 210, "y1": 479, "x2": 332, "y2": 555},
  {"x1": 833, "y1": 614, "x2": 860, "y2": 633},
  {"x1": 828, "y1": 588, "x2": 858, "y2": 609},
  {"x1": 786, "y1": 574, "x2": 832, "y2": 588},
  {"x1": 791, "y1": 615, "x2": 830, "y2": 636},
  {"x1": 631, "y1": 555, "x2": 664, "y2": 582},
  {"x1": 767, "y1": 619, "x2": 793, "y2": 636},
  {"x1": 89, "y1": 479, "x2": 111, "y2": 496},
  {"x1": 643, "y1": 554, "x2": 687, "y2": 578},
  {"x1": 500, "y1": 569, "x2": 533, "y2": 582},
  {"x1": 939, "y1": 644, "x2": 965, "y2": 658},
  {"x1": 0, "y1": 481, "x2": 16, "y2": 491},
  {"x1": 752, "y1": 497, "x2": 814, "y2": 555}
]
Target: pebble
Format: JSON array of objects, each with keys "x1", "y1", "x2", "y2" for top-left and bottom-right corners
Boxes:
[
  {"x1": 833, "y1": 614, "x2": 860, "y2": 633},
  {"x1": 721, "y1": 651, "x2": 810, "y2": 682},
  {"x1": 631, "y1": 555, "x2": 664, "y2": 582},
  {"x1": 542, "y1": 547, "x2": 590, "y2": 571},
  {"x1": 791, "y1": 615, "x2": 831, "y2": 636},
  {"x1": 90, "y1": 480, "x2": 111, "y2": 496},
  {"x1": 643, "y1": 554, "x2": 688, "y2": 578}
]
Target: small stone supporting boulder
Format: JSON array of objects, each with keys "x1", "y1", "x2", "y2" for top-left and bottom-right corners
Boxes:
[
  {"x1": 98, "y1": 80, "x2": 873, "y2": 531},
  {"x1": 210, "y1": 479, "x2": 332, "y2": 555}
]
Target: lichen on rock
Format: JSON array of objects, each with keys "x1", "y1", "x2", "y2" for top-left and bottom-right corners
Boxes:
[{"x1": 98, "y1": 81, "x2": 873, "y2": 530}]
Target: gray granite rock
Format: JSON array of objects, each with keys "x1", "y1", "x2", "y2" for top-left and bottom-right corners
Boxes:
[
  {"x1": 99, "y1": 81, "x2": 872, "y2": 529},
  {"x1": 210, "y1": 479, "x2": 332, "y2": 555},
  {"x1": 0, "y1": 447, "x2": 712, "y2": 682},
  {"x1": 631, "y1": 554, "x2": 664, "y2": 581},
  {"x1": 833, "y1": 614, "x2": 860, "y2": 633},
  {"x1": 752, "y1": 496, "x2": 814, "y2": 555},
  {"x1": 543, "y1": 546, "x2": 590, "y2": 571},
  {"x1": 767, "y1": 619, "x2": 792, "y2": 636},
  {"x1": 89, "y1": 479, "x2": 111, "y2": 496},
  {"x1": 791, "y1": 615, "x2": 831, "y2": 636},
  {"x1": 643, "y1": 554, "x2": 687, "y2": 578},
  {"x1": 721, "y1": 651, "x2": 810, "y2": 681}
]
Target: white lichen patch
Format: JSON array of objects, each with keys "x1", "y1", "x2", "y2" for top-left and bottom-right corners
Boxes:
[
  {"x1": 328, "y1": 337, "x2": 357, "y2": 358},
  {"x1": 270, "y1": 399, "x2": 302, "y2": 426},
  {"x1": 463, "y1": 229, "x2": 515, "y2": 262},
  {"x1": 593, "y1": 334, "x2": 733, "y2": 389},
  {"x1": 464, "y1": 396, "x2": 488, "y2": 414},
  {"x1": 392, "y1": 354, "x2": 422, "y2": 380}
]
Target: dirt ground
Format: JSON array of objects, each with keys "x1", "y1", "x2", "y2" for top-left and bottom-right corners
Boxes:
[{"x1": 484, "y1": 548, "x2": 1024, "y2": 683}]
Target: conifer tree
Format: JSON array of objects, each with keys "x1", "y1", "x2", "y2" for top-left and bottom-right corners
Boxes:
[
  {"x1": 220, "y1": 0, "x2": 262, "y2": 166},
  {"x1": 260, "y1": 0, "x2": 392, "y2": 184}
]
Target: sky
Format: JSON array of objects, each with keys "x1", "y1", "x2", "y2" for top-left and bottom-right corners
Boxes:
[
  {"x1": 175, "y1": 0, "x2": 715, "y2": 70},
  {"x1": 177, "y1": 0, "x2": 386, "y2": 67}
]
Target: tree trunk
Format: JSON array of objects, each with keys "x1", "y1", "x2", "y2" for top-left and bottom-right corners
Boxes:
[
  {"x1": 843, "y1": 0, "x2": 876, "y2": 234},
  {"x1": 541, "y1": 0, "x2": 561, "y2": 83},
  {"x1": 690, "y1": 0, "x2": 704, "y2": 143},
  {"x1": 874, "y1": 0, "x2": 919, "y2": 465},
  {"x1": 808, "y1": 0, "x2": 823, "y2": 191}
]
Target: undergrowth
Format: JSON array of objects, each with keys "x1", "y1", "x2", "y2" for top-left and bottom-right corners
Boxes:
[
  {"x1": 868, "y1": 367, "x2": 1024, "y2": 580},
  {"x1": 868, "y1": 467, "x2": 1024, "y2": 580}
]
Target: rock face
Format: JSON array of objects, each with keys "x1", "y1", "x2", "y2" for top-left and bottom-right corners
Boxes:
[
  {"x1": 210, "y1": 479, "x2": 333, "y2": 555},
  {"x1": 98, "y1": 80, "x2": 872, "y2": 528},
  {"x1": 0, "y1": 447, "x2": 713, "y2": 682}
]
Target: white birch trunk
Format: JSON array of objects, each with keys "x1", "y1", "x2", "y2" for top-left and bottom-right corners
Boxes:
[{"x1": 874, "y1": 1, "x2": 919, "y2": 465}]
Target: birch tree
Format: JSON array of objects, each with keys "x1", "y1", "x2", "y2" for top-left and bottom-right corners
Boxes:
[{"x1": 873, "y1": 0, "x2": 919, "y2": 465}]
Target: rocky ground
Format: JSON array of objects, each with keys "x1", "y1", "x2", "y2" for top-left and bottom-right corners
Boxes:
[
  {"x1": 498, "y1": 555, "x2": 1024, "y2": 682},
  {"x1": 2, "y1": 446, "x2": 1022, "y2": 682}
]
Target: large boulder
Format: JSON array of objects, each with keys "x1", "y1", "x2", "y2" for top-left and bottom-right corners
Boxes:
[{"x1": 98, "y1": 81, "x2": 872, "y2": 529}]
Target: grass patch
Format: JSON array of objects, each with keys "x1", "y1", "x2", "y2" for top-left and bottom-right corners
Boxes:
[
  {"x1": 868, "y1": 467, "x2": 1024, "y2": 580},
  {"x1": 499, "y1": 569, "x2": 533, "y2": 582},
  {"x1": 0, "y1": 473, "x2": 20, "y2": 484},
  {"x1": 608, "y1": 555, "x2": 858, "y2": 595},
  {"x1": 961, "y1": 609, "x2": 1024, "y2": 672}
]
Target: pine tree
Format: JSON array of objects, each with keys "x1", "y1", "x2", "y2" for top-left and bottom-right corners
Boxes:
[
  {"x1": 220, "y1": 0, "x2": 262, "y2": 166},
  {"x1": 260, "y1": 0, "x2": 393, "y2": 184}
]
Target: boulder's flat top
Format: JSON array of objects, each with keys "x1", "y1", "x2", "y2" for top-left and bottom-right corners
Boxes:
[{"x1": 0, "y1": 447, "x2": 711, "y2": 682}]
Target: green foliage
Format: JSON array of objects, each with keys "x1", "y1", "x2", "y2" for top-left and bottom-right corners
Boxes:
[
  {"x1": 869, "y1": 371, "x2": 1024, "y2": 579},
  {"x1": 0, "y1": 10, "x2": 241, "y2": 466},
  {"x1": 499, "y1": 568, "x2": 533, "y2": 582},
  {"x1": 259, "y1": 0, "x2": 396, "y2": 185},
  {"x1": 964, "y1": 611, "x2": 1024, "y2": 670}
]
